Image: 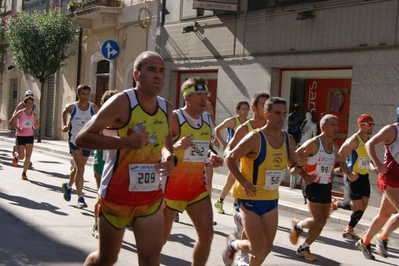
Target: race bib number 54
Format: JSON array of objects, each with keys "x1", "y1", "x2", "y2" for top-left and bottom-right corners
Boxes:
[{"x1": 128, "y1": 164, "x2": 160, "y2": 192}]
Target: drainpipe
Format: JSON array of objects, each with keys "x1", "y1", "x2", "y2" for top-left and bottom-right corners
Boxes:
[
  {"x1": 76, "y1": 28, "x2": 83, "y2": 90},
  {"x1": 11, "y1": 0, "x2": 17, "y2": 14}
]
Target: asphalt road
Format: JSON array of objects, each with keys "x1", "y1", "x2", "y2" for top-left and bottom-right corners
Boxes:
[{"x1": 1, "y1": 140, "x2": 398, "y2": 266}]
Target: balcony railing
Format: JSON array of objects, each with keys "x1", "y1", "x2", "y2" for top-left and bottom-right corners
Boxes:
[{"x1": 66, "y1": 0, "x2": 122, "y2": 13}]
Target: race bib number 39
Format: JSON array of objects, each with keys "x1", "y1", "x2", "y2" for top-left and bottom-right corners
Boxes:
[
  {"x1": 128, "y1": 164, "x2": 160, "y2": 192},
  {"x1": 183, "y1": 140, "x2": 210, "y2": 162}
]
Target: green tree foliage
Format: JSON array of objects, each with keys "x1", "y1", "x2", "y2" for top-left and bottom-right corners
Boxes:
[{"x1": 6, "y1": 10, "x2": 76, "y2": 142}]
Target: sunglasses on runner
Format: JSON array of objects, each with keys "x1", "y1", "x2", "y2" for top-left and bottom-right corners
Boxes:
[{"x1": 361, "y1": 122, "x2": 374, "y2": 127}]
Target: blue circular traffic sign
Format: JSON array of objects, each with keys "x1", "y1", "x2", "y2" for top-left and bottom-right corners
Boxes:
[{"x1": 101, "y1": 40, "x2": 120, "y2": 60}]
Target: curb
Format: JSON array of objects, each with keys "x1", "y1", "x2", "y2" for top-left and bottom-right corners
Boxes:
[{"x1": 211, "y1": 185, "x2": 399, "y2": 239}]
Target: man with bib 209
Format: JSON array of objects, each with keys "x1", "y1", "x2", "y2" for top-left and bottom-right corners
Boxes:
[
  {"x1": 222, "y1": 97, "x2": 306, "y2": 266},
  {"x1": 76, "y1": 51, "x2": 176, "y2": 266},
  {"x1": 163, "y1": 77, "x2": 223, "y2": 266}
]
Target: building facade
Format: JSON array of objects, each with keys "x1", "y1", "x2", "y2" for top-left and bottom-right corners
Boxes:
[
  {"x1": 1, "y1": 0, "x2": 397, "y2": 205},
  {"x1": 158, "y1": 0, "x2": 399, "y2": 206},
  {"x1": 0, "y1": 0, "x2": 160, "y2": 139}
]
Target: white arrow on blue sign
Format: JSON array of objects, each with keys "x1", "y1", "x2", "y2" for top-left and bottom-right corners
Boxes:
[{"x1": 101, "y1": 40, "x2": 120, "y2": 60}]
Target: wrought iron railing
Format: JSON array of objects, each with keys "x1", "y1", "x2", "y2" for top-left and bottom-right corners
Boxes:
[{"x1": 66, "y1": 0, "x2": 122, "y2": 13}]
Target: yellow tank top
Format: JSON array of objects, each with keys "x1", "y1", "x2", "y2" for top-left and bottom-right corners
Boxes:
[
  {"x1": 232, "y1": 130, "x2": 289, "y2": 200},
  {"x1": 165, "y1": 109, "x2": 212, "y2": 201},
  {"x1": 99, "y1": 89, "x2": 169, "y2": 206},
  {"x1": 346, "y1": 134, "x2": 370, "y2": 175},
  {"x1": 245, "y1": 120, "x2": 255, "y2": 132}
]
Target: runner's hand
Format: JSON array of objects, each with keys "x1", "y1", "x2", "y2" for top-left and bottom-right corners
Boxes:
[
  {"x1": 174, "y1": 136, "x2": 195, "y2": 151},
  {"x1": 156, "y1": 154, "x2": 175, "y2": 176},
  {"x1": 242, "y1": 180, "x2": 257, "y2": 197},
  {"x1": 127, "y1": 126, "x2": 149, "y2": 149},
  {"x1": 347, "y1": 172, "x2": 359, "y2": 182}
]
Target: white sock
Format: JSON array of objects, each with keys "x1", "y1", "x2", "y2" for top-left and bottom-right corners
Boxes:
[
  {"x1": 231, "y1": 240, "x2": 238, "y2": 250},
  {"x1": 302, "y1": 242, "x2": 310, "y2": 249}
]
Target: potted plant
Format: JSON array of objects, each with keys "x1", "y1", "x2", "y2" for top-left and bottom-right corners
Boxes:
[{"x1": 67, "y1": 1, "x2": 79, "y2": 12}]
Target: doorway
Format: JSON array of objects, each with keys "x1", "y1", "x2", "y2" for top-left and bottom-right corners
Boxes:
[
  {"x1": 95, "y1": 76, "x2": 109, "y2": 106},
  {"x1": 95, "y1": 60, "x2": 110, "y2": 106}
]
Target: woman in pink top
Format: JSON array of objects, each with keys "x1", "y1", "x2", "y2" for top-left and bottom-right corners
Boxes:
[{"x1": 9, "y1": 96, "x2": 39, "y2": 180}]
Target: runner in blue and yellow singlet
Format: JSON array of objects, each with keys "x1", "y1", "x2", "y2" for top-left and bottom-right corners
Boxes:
[
  {"x1": 214, "y1": 93, "x2": 269, "y2": 216},
  {"x1": 223, "y1": 97, "x2": 305, "y2": 266},
  {"x1": 215, "y1": 101, "x2": 250, "y2": 150},
  {"x1": 75, "y1": 51, "x2": 175, "y2": 266},
  {"x1": 333, "y1": 114, "x2": 375, "y2": 240}
]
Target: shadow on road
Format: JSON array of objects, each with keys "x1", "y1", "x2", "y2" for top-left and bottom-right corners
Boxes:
[
  {"x1": 0, "y1": 191, "x2": 68, "y2": 216},
  {"x1": 0, "y1": 205, "x2": 87, "y2": 265}
]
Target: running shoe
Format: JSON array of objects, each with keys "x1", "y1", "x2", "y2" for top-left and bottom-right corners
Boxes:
[
  {"x1": 355, "y1": 239, "x2": 375, "y2": 260},
  {"x1": 296, "y1": 245, "x2": 317, "y2": 261},
  {"x1": 375, "y1": 235, "x2": 388, "y2": 258},
  {"x1": 329, "y1": 198, "x2": 338, "y2": 217},
  {"x1": 231, "y1": 206, "x2": 237, "y2": 215},
  {"x1": 289, "y1": 218, "x2": 303, "y2": 245},
  {"x1": 92, "y1": 224, "x2": 98, "y2": 239},
  {"x1": 235, "y1": 251, "x2": 250, "y2": 266},
  {"x1": 342, "y1": 229, "x2": 360, "y2": 240},
  {"x1": 12, "y1": 156, "x2": 18, "y2": 167},
  {"x1": 61, "y1": 183, "x2": 72, "y2": 202},
  {"x1": 214, "y1": 200, "x2": 225, "y2": 214},
  {"x1": 174, "y1": 212, "x2": 180, "y2": 222},
  {"x1": 222, "y1": 234, "x2": 237, "y2": 266},
  {"x1": 77, "y1": 197, "x2": 88, "y2": 209},
  {"x1": 12, "y1": 145, "x2": 17, "y2": 155},
  {"x1": 233, "y1": 212, "x2": 243, "y2": 239},
  {"x1": 21, "y1": 172, "x2": 28, "y2": 180}
]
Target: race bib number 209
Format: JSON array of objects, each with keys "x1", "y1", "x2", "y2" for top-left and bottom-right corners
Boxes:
[{"x1": 128, "y1": 164, "x2": 160, "y2": 192}]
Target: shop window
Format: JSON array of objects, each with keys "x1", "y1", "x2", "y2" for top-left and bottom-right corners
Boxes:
[{"x1": 280, "y1": 68, "x2": 352, "y2": 196}]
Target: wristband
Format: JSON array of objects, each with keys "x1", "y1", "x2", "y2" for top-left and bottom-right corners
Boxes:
[
  {"x1": 296, "y1": 165, "x2": 304, "y2": 169},
  {"x1": 173, "y1": 155, "x2": 178, "y2": 167}
]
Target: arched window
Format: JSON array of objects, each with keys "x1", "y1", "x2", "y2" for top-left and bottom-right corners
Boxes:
[{"x1": 97, "y1": 60, "x2": 109, "y2": 74}]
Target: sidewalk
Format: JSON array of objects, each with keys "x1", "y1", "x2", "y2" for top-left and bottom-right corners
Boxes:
[{"x1": 1, "y1": 130, "x2": 397, "y2": 239}]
